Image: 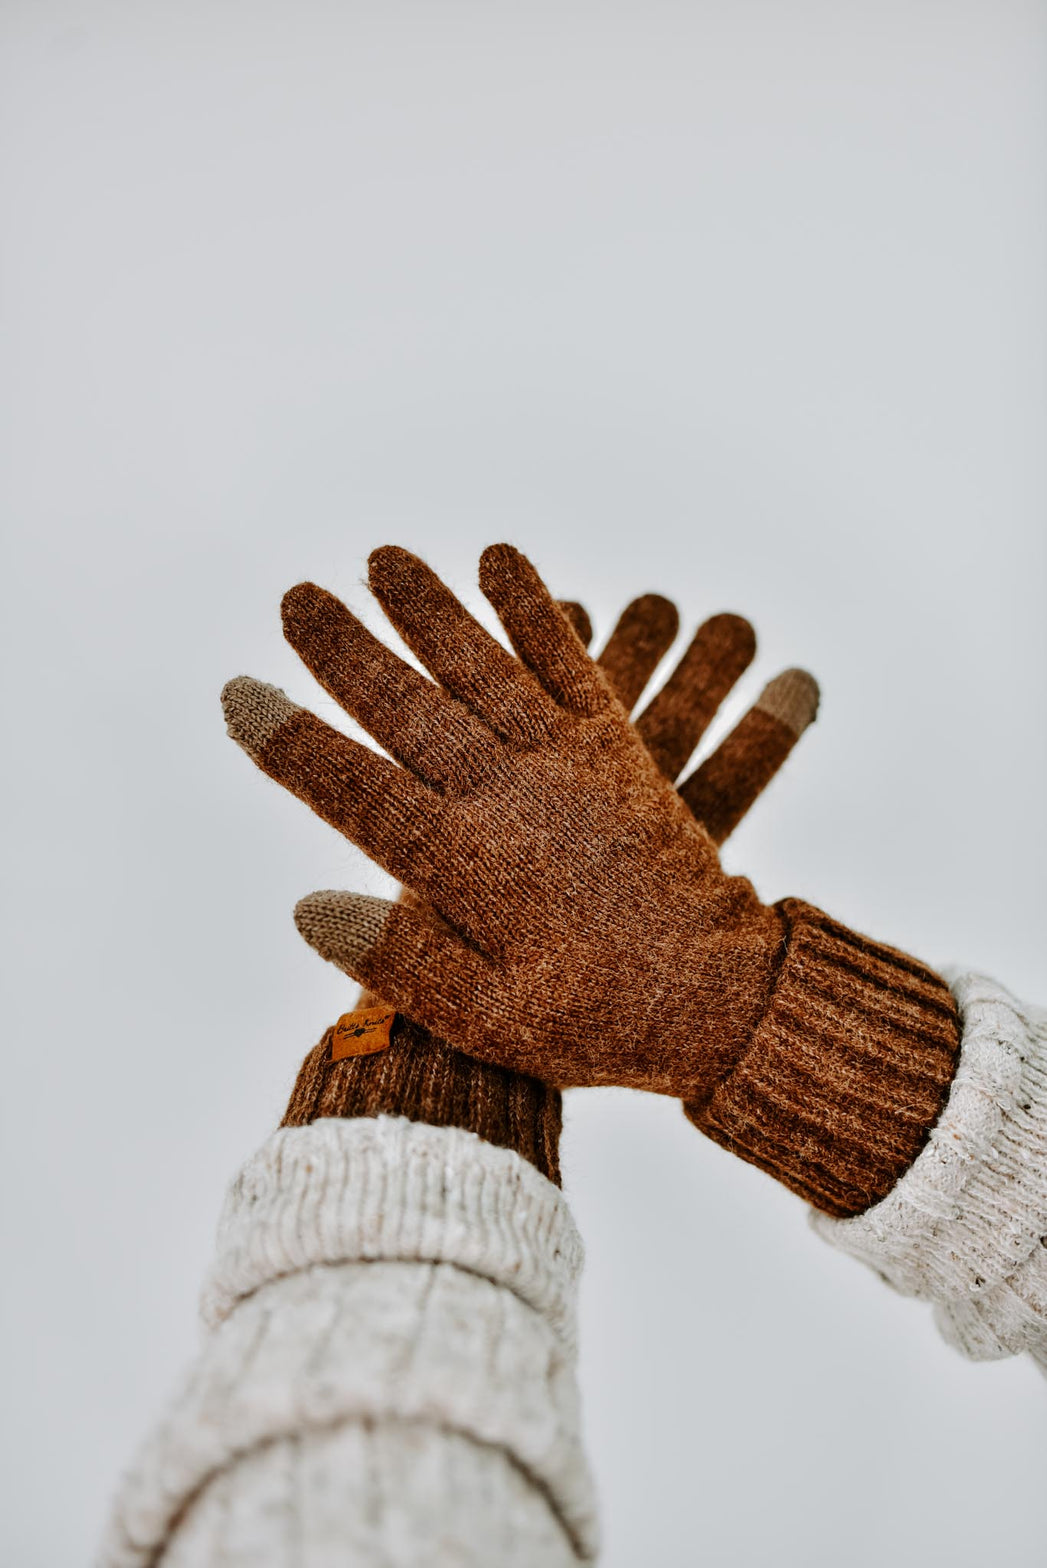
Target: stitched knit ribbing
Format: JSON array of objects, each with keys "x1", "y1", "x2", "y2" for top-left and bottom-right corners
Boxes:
[
  {"x1": 686, "y1": 900, "x2": 961, "y2": 1217},
  {"x1": 282, "y1": 1013, "x2": 563, "y2": 1184},
  {"x1": 201, "y1": 1116, "x2": 583, "y2": 1346},
  {"x1": 101, "y1": 1119, "x2": 594, "y2": 1567},
  {"x1": 812, "y1": 972, "x2": 1047, "y2": 1368}
]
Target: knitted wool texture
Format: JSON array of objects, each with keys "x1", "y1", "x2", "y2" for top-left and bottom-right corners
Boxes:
[
  {"x1": 283, "y1": 1011, "x2": 564, "y2": 1183},
  {"x1": 99, "y1": 1117, "x2": 594, "y2": 1567},
  {"x1": 281, "y1": 591, "x2": 818, "y2": 1176},
  {"x1": 814, "y1": 971, "x2": 1047, "y2": 1370},
  {"x1": 224, "y1": 545, "x2": 961, "y2": 1216},
  {"x1": 561, "y1": 596, "x2": 824, "y2": 847}
]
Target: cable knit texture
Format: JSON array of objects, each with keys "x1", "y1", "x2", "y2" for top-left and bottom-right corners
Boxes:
[
  {"x1": 813, "y1": 971, "x2": 1047, "y2": 1371},
  {"x1": 98, "y1": 1117, "x2": 595, "y2": 1567}
]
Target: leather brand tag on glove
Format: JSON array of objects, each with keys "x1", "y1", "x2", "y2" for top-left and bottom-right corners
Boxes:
[{"x1": 329, "y1": 1005, "x2": 396, "y2": 1060}]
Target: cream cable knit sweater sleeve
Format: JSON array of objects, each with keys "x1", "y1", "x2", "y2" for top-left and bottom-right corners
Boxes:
[
  {"x1": 99, "y1": 971, "x2": 1045, "y2": 1565},
  {"x1": 815, "y1": 971, "x2": 1047, "y2": 1372},
  {"x1": 97, "y1": 1117, "x2": 597, "y2": 1567}
]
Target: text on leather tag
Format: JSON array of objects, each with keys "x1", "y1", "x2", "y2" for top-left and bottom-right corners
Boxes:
[{"x1": 330, "y1": 1006, "x2": 396, "y2": 1060}]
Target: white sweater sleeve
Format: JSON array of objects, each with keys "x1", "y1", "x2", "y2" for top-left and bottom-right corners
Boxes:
[
  {"x1": 97, "y1": 1116, "x2": 598, "y2": 1567},
  {"x1": 812, "y1": 971, "x2": 1047, "y2": 1372}
]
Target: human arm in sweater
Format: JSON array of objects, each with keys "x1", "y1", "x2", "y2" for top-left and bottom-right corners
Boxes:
[
  {"x1": 223, "y1": 545, "x2": 1046, "y2": 1373},
  {"x1": 102, "y1": 586, "x2": 816, "y2": 1565},
  {"x1": 98, "y1": 1106, "x2": 594, "y2": 1567},
  {"x1": 813, "y1": 970, "x2": 1047, "y2": 1372}
]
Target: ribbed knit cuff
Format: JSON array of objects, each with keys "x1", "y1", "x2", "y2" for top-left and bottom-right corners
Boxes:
[
  {"x1": 201, "y1": 1116, "x2": 584, "y2": 1345},
  {"x1": 812, "y1": 972, "x2": 1047, "y2": 1368},
  {"x1": 104, "y1": 1119, "x2": 593, "y2": 1568},
  {"x1": 685, "y1": 899, "x2": 962, "y2": 1217},
  {"x1": 282, "y1": 1013, "x2": 563, "y2": 1186}
]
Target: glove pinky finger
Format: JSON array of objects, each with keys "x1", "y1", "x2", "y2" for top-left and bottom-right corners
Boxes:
[{"x1": 294, "y1": 890, "x2": 497, "y2": 1053}]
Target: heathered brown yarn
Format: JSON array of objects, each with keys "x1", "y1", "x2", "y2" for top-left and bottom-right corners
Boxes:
[
  {"x1": 282, "y1": 1012, "x2": 563, "y2": 1184},
  {"x1": 286, "y1": 880, "x2": 561, "y2": 1180},
  {"x1": 224, "y1": 544, "x2": 960, "y2": 1217},
  {"x1": 278, "y1": 592, "x2": 779, "y2": 1176},
  {"x1": 687, "y1": 901, "x2": 961, "y2": 1215},
  {"x1": 680, "y1": 668, "x2": 820, "y2": 845},
  {"x1": 276, "y1": 593, "x2": 671, "y2": 1175}
]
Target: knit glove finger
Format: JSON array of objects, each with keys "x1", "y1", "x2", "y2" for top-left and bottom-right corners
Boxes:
[
  {"x1": 224, "y1": 544, "x2": 785, "y2": 1102},
  {"x1": 480, "y1": 547, "x2": 959, "y2": 1216},
  {"x1": 563, "y1": 594, "x2": 818, "y2": 845},
  {"x1": 224, "y1": 544, "x2": 961, "y2": 1216},
  {"x1": 332, "y1": 589, "x2": 813, "y2": 1179},
  {"x1": 678, "y1": 667, "x2": 818, "y2": 844}
]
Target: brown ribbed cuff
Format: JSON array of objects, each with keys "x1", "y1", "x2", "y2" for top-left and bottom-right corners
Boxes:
[
  {"x1": 684, "y1": 899, "x2": 961, "y2": 1217},
  {"x1": 282, "y1": 1013, "x2": 562, "y2": 1186}
]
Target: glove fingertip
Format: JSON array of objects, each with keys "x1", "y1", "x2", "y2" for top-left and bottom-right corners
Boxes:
[
  {"x1": 281, "y1": 581, "x2": 336, "y2": 636},
  {"x1": 757, "y1": 668, "x2": 820, "y2": 735},
  {"x1": 367, "y1": 545, "x2": 424, "y2": 600},
  {"x1": 221, "y1": 676, "x2": 299, "y2": 760},
  {"x1": 630, "y1": 592, "x2": 679, "y2": 646},
  {"x1": 702, "y1": 611, "x2": 757, "y2": 668},
  {"x1": 477, "y1": 541, "x2": 529, "y2": 603},
  {"x1": 294, "y1": 890, "x2": 395, "y2": 972}
]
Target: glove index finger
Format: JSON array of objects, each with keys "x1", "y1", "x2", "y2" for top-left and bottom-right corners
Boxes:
[{"x1": 221, "y1": 675, "x2": 440, "y2": 890}]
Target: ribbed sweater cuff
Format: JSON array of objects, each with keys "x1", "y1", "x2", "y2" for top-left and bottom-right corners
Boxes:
[
  {"x1": 103, "y1": 1119, "x2": 594, "y2": 1568},
  {"x1": 282, "y1": 1014, "x2": 563, "y2": 1186},
  {"x1": 685, "y1": 899, "x2": 961, "y2": 1216},
  {"x1": 200, "y1": 1115, "x2": 584, "y2": 1347},
  {"x1": 813, "y1": 972, "x2": 1047, "y2": 1367}
]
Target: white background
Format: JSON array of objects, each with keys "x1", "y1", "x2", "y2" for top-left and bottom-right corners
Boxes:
[{"x1": 2, "y1": 3, "x2": 1045, "y2": 1564}]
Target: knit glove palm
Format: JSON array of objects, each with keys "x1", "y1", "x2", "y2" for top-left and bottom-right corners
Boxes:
[
  {"x1": 279, "y1": 583, "x2": 816, "y2": 1183},
  {"x1": 227, "y1": 545, "x2": 786, "y2": 1101},
  {"x1": 225, "y1": 545, "x2": 960, "y2": 1215}
]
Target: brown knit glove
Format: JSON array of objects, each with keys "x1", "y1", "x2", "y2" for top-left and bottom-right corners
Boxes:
[
  {"x1": 281, "y1": 1009, "x2": 566, "y2": 1183},
  {"x1": 276, "y1": 587, "x2": 817, "y2": 1181},
  {"x1": 224, "y1": 545, "x2": 960, "y2": 1216}
]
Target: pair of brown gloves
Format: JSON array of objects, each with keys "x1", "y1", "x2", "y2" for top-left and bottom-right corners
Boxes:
[{"x1": 223, "y1": 545, "x2": 960, "y2": 1218}]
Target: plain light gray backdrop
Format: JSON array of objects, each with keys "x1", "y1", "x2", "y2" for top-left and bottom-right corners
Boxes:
[{"x1": 2, "y1": 3, "x2": 1045, "y2": 1564}]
